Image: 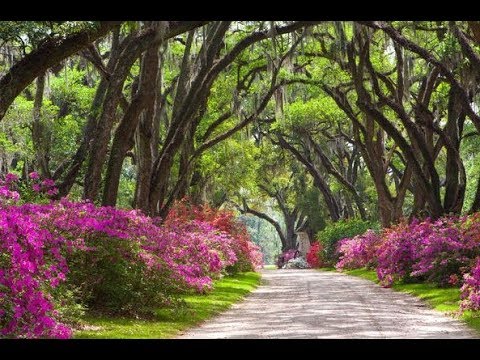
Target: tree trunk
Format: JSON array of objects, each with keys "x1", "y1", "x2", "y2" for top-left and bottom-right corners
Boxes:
[
  {"x1": 83, "y1": 40, "x2": 141, "y2": 201},
  {"x1": 31, "y1": 72, "x2": 51, "y2": 178},
  {"x1": 284, "y1": 215, "x2": 298, "y2": 251},
  {"x1": 54, "y1": 28, "x2": 124, "y2": 197},
  {"x1": 102, "y1": 42, "x2": 160, "y2": 206},
  {"x1": 84, "y1": 21, "x2": 207, "y2": 202},
  {"x1": 276, "y1": 134, "x2": 341, "y2": 221},
  {"x1": 443, "y1": 87, "x2": 466, "y2": 214}
]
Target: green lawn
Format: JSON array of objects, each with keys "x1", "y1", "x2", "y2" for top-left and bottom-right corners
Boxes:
[
  {"x1": 263, "y1": 264, "x2": 277, "y2": 270},
  {"x1": 74, "y1": 272, "x2": 261, "y2": 339},
  {"x1": 339, "y1": 268, "x2": 480, "y2": 334}
]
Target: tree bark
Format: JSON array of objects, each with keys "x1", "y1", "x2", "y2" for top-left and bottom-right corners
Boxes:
[
  {"x1": 102, "y1": 39, "x2": 160, "y2": 206},
  {"x1": 443, "y1": 87, "x2": 466, "y2": 213},
  {"x1": 31, "y1": 72, "x2": 51, "y2": 178},
  {"x1": 305, "y1": 134, "x2": 367, "y2": 220},
  {"x1": 54, "y1": 28, "x2": 125, "y2": 197},
  {"x1": 275, "y1": 134, "x2": 341, "y2": 221},
  {"x1": 83, "y1": 21, "x2": 207, "y2": 202}
]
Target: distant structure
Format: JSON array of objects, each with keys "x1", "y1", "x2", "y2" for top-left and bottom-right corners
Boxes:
[{"x1": 296, "y1": 231, "x2": 311, "y2": 257}]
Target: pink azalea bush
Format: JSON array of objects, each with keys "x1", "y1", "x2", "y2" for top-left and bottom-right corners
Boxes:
[
  {"x1": 334, "y1": 214, "x2": 480, "y2": 313},
  {"x1": 165, "y1": 199, "x2": 263, "y2": 273},
  {"x1": 0, "y1": 174, "x2": 261, "y2": 338},
  {"x1": 376, "y1": 219, "x2": 434, "y2": 286},
  {"x1": 336, "y1": 230, "x2": 382, "y2": 271},
  {"x1": 410, "y1": 217, "x2": 479, "y2": 286},
  {"x1": 0, "y1": 206, "x2": 71, "y2": 339},
  {"x1": 375, "y1": 217, "x2": 480, "y2": 287},
  {"x1": 461, "y1": 258, "x2": 480, "y2": 311}
]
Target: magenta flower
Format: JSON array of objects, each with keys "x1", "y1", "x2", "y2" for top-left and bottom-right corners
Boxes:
[
  {"x1": 29, "y1": 172, "x2": 40, "y2": 180},
  {"x1": 5, "y1": 173, "x2": 19, "y2": 184},
  {"x1": 42, "y1": 179, "x2": 56, "y2": 188}
]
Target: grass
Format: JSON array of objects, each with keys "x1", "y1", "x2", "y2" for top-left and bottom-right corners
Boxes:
[
  {"x1": 74, "y1": 271, "x2": 261, "y2": 339},
  {"x1": 263, "y1": 264, "x2": 277, "y2": 270},
  {"x1": 338, "y1": 268, "x2": 480, "y2": 335}
]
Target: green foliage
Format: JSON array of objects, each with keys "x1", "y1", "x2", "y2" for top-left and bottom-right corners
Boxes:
[
  {"x1": 241, "y1": 214, "x2": 282, "y2": 264},
  {"x1": 67, "y1": 235, "x2": 172, "y2": 317},
  {"x1": 317, "y1": 219, "x2": 380, "y2": 265},
  {"x1": 0, "y1": 21, "x2": 98, "y2": 49}
]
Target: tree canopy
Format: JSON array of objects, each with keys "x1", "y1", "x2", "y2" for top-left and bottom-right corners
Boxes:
[{"x1": 2, "y1": 20, "x2": 480, "y2": 252}]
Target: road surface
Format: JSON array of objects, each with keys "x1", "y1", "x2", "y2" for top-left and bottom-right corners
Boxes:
[{"x1": 179, "y1": 269, "x2": 476, "y2": 339}]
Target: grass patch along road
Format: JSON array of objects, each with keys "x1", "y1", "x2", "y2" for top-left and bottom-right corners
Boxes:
[
  {"x1": 341, "y1": 268, "x2": 480, "y2": 334},
  {"x1": 75, "y1": 272, "x2": 261, "y2": 339}
]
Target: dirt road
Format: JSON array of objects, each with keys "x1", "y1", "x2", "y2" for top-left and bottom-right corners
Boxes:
[{"x1": 178, "y1": 269, "x2": 476, "y2": 339}]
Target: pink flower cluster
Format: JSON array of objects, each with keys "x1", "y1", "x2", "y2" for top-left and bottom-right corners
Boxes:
[
  {"x1": 0, "y1": 206, "x2": 71, "y2": 339},
  {"x1": 461, "y1": 258, "x2": 480, "y2": 311},
  {"x1": 336, "y1": 230, "x2": 382, "y2": 271},
  {"x1": 276, "y1": 249, "x2": 299, "y2": 268},
  {"x1": 334, "y1": 215, "x2": 480, "y2": 312},
  {"x1": 0, "y1": 175, "x2": 261, "y2": 338}
]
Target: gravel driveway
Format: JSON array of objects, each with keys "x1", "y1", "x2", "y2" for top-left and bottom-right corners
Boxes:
[{"x1": 178, "y1": 269, "x2": 477, "y2": 339}]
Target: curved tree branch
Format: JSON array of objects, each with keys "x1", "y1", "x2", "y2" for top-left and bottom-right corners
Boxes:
[{"x1": 0, "y1": 21, "x2": 122, "y2": 121}]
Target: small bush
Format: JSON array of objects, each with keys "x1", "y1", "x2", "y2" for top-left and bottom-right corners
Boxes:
[
  {"x1": 316, "y1": 219, "x2": 378, "y2": 265},
  {"x1": 306, "y1": 242, "x2": 323, "y2": 268},
  {"x1": 336, "y1": 230, "x2": 382, "y2": 271},
  {"x1": 284, "y1": 257, "x2": 310, "y2": 269},
  {"x1": 276, "y1": 249, "x2": 299, "y2": 269}
]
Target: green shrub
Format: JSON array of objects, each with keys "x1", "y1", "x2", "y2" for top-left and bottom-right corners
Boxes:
[
  {"x1": 316, "y1": 219, "x2": 379, "y2": 265},
  {"x1": 66, "y1": 235, "x2": 175, "y2": 317}
]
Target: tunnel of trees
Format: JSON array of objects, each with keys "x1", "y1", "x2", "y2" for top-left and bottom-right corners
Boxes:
[{"x1": 2, "y1": 20, "x2": 480, "y2": 254}]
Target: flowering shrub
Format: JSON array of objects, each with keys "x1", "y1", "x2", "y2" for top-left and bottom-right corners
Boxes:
[
  {"x1": 166, "y1": 199, "x2": 263, "y2": 273},
  {"x1": 276, "y1": 249, "x2": 299, "y2": 268},
  {"x1": 0, "y1": 178, "x2": 262, "y2": 338},
  {"x1": 306, "y1": 242, "x2": 323, "y2": 268},
  {"x1": 0, "y1": 206, "x2": 71, "y2": 339},
  {"x1": 334, "y1": 214, "x2": 480, "y2": 293},
  {"x1": 336, "y1": 230, "x2": 382, "y2": 271},
  {"x1": 374, "y1": 217, "x2": 480, "y2": 287},
  {"x1": 375, "y1": 220, "x2": 428, "y2": 287},
  {"x1": 410, "y1": 217, "x2": 479, "y2": 286},
  {"x1": 1, "y1": 172, "x2": 58, "y2": 205},
  {"x1": 461, "y1": 258, "x2": 480, "y2": 311},
  {"x1": 316, "y1": 219, "x2": 378, "y2": 265},
  {"x1": 284, "y1": 257, "x2": 310, "y2": 269}
]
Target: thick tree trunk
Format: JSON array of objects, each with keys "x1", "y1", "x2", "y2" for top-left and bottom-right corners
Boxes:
[
  {"x1": 284, "y1": 215, "x2": 298, "y2": 251},
  {"x1": 102, "y1": 42, "x2": 160, "y2": 206},
  {"x1": 84, "y1": 21, "x2": 207, "y2": 202},
  {"x1": 31, "y1": 72, "x2": 51, "y2": 178},
  {"x1": 54, "y1": 29, "x2": 124, "y2": 197},
  {"x1": 133, "y1": 109, "x2": 154, "y2": 212},
  {"x1": 443, "y1": 87, "x2": 466, "y2": 214},
  {"x1": 83, "y1": 40, "x2": 142, "y2": 201}
]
